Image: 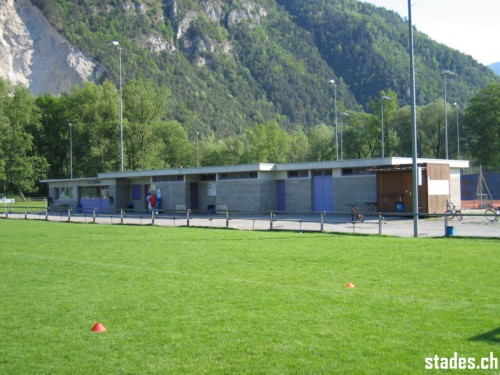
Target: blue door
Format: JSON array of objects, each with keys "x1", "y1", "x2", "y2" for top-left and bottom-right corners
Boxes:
[
  {"x1": 277, "y1": 180, "x2": 285, "y2": 211},
  {"x1": 313, "y1": 174, "x2": 333, "y2": 212}
]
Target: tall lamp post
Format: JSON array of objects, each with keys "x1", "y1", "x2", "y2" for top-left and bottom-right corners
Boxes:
[
  {"x1": 380, "y1": 95, "x2": 391, "y2": 158},
  {"x1": 453, "y1": 102, "x2": 460, "y2": 158},
  {"x1": 441, "y1": 69, "x2": 455, "y2": 160},
  {"x1": 68, "y1": 123, "x2": 73, "y2": 179},
  {"x1": 340, "y1": 112, "x2": 349, "y2": 160},
  {"x1": 408, "y1": 0, "x2": 419, "y2": 237},
  {"x1": 196, "y1": 131, "x2": 200, "y2": 167},
  {"x1": 112, "y1": 40, "x2": 124, "y2": 172},
  {"x1": 329, "y1": 79, "x2": 339, "y2": 160}
]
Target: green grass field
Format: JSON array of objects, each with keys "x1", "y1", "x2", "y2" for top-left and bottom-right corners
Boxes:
[
  {"x1": 2, "y1": 198, "x2": 47, "y2": 213},
  {"x1": 0, "y1": 219, "x2": 498, "y2": 374}
]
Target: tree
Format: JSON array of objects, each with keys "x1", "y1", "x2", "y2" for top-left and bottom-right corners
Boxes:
[
  {"x1": 287, "y1": 128, "x2": 309, "y2": 162},
  {"x1": 123, "y1": 80, "x2": 170, "y2": 170},
  {"x1": 418, "y1": 100, "x2": 446, "y2": 158},
  {"x1": 264, "y1": 120, "x2": 291, "y2": 163},
  {"x1": 66, "y1": 80, "x2": 121, "y2": 176},
  {"x1": 370, "y1": 90, "x2": 398, "y2": 157},
  {"x1": 156, "y1": 120, "x2": 193, "y2": 168},
  {"x1": 0, "y1": 79, "x2": 48, "y2": 197},
  {"x1": 462, "y1": 82, "x2": 500, "y2": 166},
  {"x1": 243, "y1": 122, "x2": 269, "y2": 163},
  {"x1": 307, "y1": 124, "x2": 335, "y2": 161},
  {"x1": 35, "y1": 94, "x2": 71, "y2": 179},
  {"x1": 342, "y1": 112, "x2": 379, "y2": 159}
]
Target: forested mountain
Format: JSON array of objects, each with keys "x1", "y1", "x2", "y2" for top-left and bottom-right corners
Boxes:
[
  {"x1": 26, "y1": 0, "x2": 497, "y2": 135},
  {"x1": 1, "y1": 0, "x2": 499, "y2": 196}
]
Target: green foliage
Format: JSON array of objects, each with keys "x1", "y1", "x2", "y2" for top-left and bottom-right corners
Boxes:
[
  {"x1": 278, "y1": 0, "x2": 498, "y2": 109},
  {"x1": 66, "y1": 81, "x2": 121, "y2": 176},
  {"x1": 123, "y1": 80, "x2": 171, "y2": 170},
  {"x1": 307, "y1": 124, "x2": 335, "y2": 161},
  {"x1": 2, "y1": 0, "x2": 499, "y2": 186},
  {"x1": 462, "y1": 82, "x2": 500, "y2": 165},
  {"x1": 0, "y1": 80, "x2": 49, "y2": 196}
]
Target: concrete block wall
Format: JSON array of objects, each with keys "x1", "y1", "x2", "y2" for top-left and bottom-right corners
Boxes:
[
  {"x1": 259, "y1": 180, "x2": 277, "y2": 211},
  {"x1": 156, "y1": 182, "x2": 186, "y2": 210},
  {"x1": 333, "y1": 175, "x2": 377, "y2": 213},
  {"x1": 216, "y1": 179, "x2": 262, "y2": 212},
  {"x1": 285, "y1": 179, "x2": 312, "y2": 212}
]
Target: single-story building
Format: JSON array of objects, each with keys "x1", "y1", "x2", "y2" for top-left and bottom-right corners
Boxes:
[{"x1": 41, "y1": 157, "x2": 469, "y2": 214}]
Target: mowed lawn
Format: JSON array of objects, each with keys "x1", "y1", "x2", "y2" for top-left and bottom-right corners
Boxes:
[{"x1": 0, "y1": 220, "x2": 498, "y2": 374}]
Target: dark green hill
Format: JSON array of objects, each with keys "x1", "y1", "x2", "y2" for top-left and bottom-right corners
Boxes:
[{"x1": 31, "y1": 0, "x2": 498, "y2": 137}]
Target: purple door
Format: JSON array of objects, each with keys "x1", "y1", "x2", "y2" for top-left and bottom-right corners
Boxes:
[
  {"x1": 313, "y1": 175, "x2": 333, "y2": 212},
  {"x1": 277, "y1": 180, "x2": 285, "y2": 211}
]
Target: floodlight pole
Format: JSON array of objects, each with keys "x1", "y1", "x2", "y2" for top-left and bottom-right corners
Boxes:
[
  {"x1": 453, "y1": 102, "x2": 460, "y2": 158},
  {"x1": 196, "y1": 131, "x2": 200, "y2": 167},
  {"x1": 69, "y1": 122, "x2": 73, "y2": 179},
  {"x1": 408, "y1": 0, "x2": 419, "y2": 237},
  {"x1": 442, "y1": 69, "x2": 455, "y2": 160},
  {"x1": 340, "y1": 112, "x2": 349, "y2": 160},
  {"x1": 330, "y1": 79, "x2": 339, "y2": 160},
  {"x1": 381, "y1": 95, "x2": 391, "y2": 158},
  {"x1": 112, "y1": 40, "x2": 124, "y2": 172}
]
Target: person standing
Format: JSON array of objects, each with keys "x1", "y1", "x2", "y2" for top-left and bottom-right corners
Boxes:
[{"x1": 146, "y1": 192, "x2": 152, "y2": 213}]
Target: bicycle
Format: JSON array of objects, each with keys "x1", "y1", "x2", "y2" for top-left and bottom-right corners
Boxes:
[
  {"x1": 444, "y1": 200, "x2": 462, "y2": 221},
  {"x1": 484, "y1": 201, "x2": 500, "y2": 222},
  {"x1": 350, "y1": 205, "x2": 365, "y2": 223}
]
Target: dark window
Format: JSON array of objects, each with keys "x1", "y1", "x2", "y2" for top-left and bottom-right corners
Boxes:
[
  {"x1": 218, "y1": 172, "x2": 258, "y2": 180},
  {"x1": 200, "y1": 174, "x2": 216, "y2": 181},
  {"x1": 312, "y1": 170, "x2": 332, "y2": 176},
  {"x1": 288, "y1": 170, "x2": 308, "y2": 178},
  {"x1": 152, "y1": 175, "x2": 184, "y2": 182}
]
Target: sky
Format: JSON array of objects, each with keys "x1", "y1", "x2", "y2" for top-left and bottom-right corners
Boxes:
[{"x1": 360, "y1": 0, "x2": 500, "y2": 66}]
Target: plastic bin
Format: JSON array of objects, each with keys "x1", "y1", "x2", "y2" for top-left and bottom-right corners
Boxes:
[
  {"x1": 396, "y1": 202, "x2": 404, "y2": 212},
  {"x1": 446, "y1": 226, "x2": 455, "y2": 236}
]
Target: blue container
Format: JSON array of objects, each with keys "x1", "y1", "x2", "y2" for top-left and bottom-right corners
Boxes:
[
  {"x1": 446, "y1": 226, "x2": 455, "y2": 236},
  {"x1": 396, "y1": 202, "x2": 404, "y2": 212}
]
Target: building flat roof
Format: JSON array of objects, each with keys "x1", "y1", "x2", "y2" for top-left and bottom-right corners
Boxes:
[{"x1": 41, "y1": 158, "x2": 469, "y2": 183}]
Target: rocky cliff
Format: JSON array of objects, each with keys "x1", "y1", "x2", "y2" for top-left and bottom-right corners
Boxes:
[{"x1": 0, "y1": 0, "x2": 105, "y2": 94}]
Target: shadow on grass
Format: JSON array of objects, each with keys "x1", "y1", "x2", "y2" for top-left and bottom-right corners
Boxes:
[{"x1": 469, "y1": 327, "x2": 500, "y2": 344}]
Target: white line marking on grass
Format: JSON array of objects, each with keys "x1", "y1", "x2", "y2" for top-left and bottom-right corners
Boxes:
[
  {"x1": 6, "y1": 253, "x2": 494, "y2": 309},
  {"x1": 6, "y1": 253, "x2": 333, "y2": 294}
]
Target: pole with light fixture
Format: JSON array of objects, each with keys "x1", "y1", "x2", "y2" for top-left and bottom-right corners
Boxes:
[
  {"x1": 441, "y1": 69, "x2": 455, "y2": 160},
  {"x1": 340, "y1": 112, "x2": 349, "y2": 160},
  {"x1": 408, "y1": 0, "x2": 419, "y2": 237},
  {"x1": 381, "y1": 95, "x2": 391, "y2": 158},
  {"x1": 196, "y1": 131, "x2": 200, "y2": 167},
  {"x1": 329, "y1": 79, "x2": 339, "y2": 160},
  {"x1": 69, "y1": 123, "x2": 73, "y2": 179},
  {"x1": 112, "y1": 40, "x2": 124, "y2": 172},
  {"x1": 453, "y1": 102, "x2": 460, "y2": 158}
]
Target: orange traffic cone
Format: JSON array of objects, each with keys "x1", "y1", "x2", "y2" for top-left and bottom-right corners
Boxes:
[
  {"x1": 345, "y1": 282, "x2": 356, "y2": 288},
  {"x1": 91, "y1": 323, "x2": 107, "y2": 332}
]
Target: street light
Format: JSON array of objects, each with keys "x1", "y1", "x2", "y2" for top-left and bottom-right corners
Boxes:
[
  {"x1": 442, "y1": 69, "x2": 455, "y2": 159},
  {"x1": 196, "y1": 131, "x2": 200, "y2": 167},
  {"x1": 340, "y1": 112, "x2": 349, "y2": 160},
  {"x1": 381, "y1": 95, "x2": 391, "y2": 158},
  {"x1": 112, "y1": 40, "x2": 124, "y2": 172},
  {"x1": 68, "y1": 123, "x2": 73, "y2": 179},
  {"x1": 408, "y1": 0, "x2": 419, "y2": 237},
  {"x1": 329, "y1": 79, "x2": 339, "y2": 160},
  {"x1": 453, "y1": 102, "x2": 460, "y2": 158}
]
